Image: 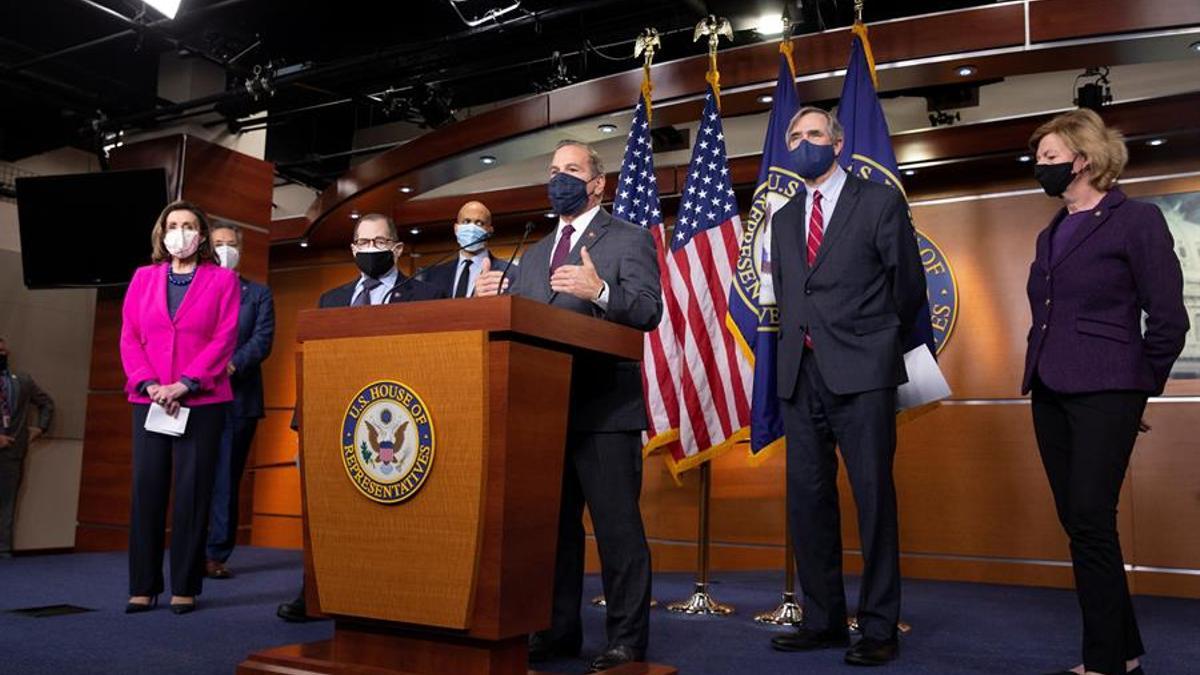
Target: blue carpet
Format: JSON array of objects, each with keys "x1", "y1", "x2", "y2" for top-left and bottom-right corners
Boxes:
[{"x1": 1, "y1": 547, "x2": 1196, "y2": 674}]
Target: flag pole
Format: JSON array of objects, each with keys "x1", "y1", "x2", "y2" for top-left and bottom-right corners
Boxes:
[
  {"x1": 591, "y1": 28, "x2": 663, "y2": 612},
  {"x1": 667, "y1": 461, "x2": 733, "y2": 615}
]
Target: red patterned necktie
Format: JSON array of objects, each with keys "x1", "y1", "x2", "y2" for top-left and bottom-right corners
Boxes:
[{"x1": 804, "y1": 190, "x2": 824, "y2": 349}]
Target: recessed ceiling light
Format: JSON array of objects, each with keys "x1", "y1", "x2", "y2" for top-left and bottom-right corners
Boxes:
[
  {"x1": 299, "y1": 241, "x2": 309, "y2": 248},
  {"x1": 545, "y1": 212, "x2": 557, "y2": 219},
  {"x1": 598, "y1": 123, "x2": 618, "y2": 134},
  {"x1": 398, "y1": 185, "x2": 413, "y2": 193},
  {"x1": 956, "y1": 65, "x2": 977, "y2": 77},
  {"x1": 755, "y1": 13, "x2": 786, "y2": 36},
  {"x1": 1146, "y1": 138, "x2": 1166, "y2": 146},
  {"x1": 757, "y1": 94, "x2": 774, "y2": 104},
  {"x1": 1018, "y1": 154, "x2": 1032, "y2": 163},
  {"x1": 350, "y1": 211, "x2": 360, "y2": 220},
  {"x1": 480, "y1": 155, "x2": 497, "y2": 165},
  {"x1": 903, "y1": 169, "x2": 916, "y2": 176},
  {"x1": 409, "y1": 227, "x2": 421, "y2": 235},
  {"x1": 1190, "y1": 40, "x2": 1200, "y2": 53}
]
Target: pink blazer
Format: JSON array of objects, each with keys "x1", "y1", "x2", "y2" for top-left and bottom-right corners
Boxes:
[{"x1": 120, "y1": 262, "x2": 240, "y2": 405}]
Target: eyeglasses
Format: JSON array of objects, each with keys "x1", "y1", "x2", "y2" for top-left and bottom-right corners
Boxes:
[{"x1": 351, "y1": 237, "x2": 397, "y2": 249}]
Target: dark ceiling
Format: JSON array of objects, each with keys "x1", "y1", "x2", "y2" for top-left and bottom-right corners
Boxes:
[{"x1": 0, "y1": 0, "x2": 995, "y2": 183}]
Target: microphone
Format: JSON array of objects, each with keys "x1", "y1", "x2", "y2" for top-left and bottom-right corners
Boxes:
[
  {"x1": 387, "y1": 231, "x2": 493, "y2": 299},
  {"x1": 497, "y1": 221, "x2": 536, "y2": 295}
]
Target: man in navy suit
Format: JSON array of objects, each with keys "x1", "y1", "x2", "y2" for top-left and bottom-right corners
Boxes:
[
  {"x1": 420, "y1": 201, "x2": 509, "y2": 298},
  {"x1": 768, "y1": 107, "x2": 925, "y2": 666},
  {"x1": 205, "y1": 224, "x2": 275, "y2": 579},
  {"x1": 277, "y1": 213, "x2": 445, "y2": 621}
]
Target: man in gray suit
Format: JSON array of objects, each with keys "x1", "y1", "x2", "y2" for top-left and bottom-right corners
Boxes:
[
  {"x1": 0, "y1": 337, "x2": 55, "y2": 558},
  {"x1": 767, "y1": 107, "x2": 925, "y2": 666},
  {"x1": 475, "y1": 140, "x2": 662, "y2": 673}
]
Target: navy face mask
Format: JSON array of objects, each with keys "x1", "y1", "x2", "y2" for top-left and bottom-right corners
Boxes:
[
  {"x1": 792, "y1": 140, "x2": 837, "y2": 179},
  {"x1": 548, "y1": 172, "x2": 593, "y2": 216}
]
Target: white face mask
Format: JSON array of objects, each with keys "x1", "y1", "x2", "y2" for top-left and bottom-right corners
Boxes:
[
  {"x1": 164, "y1": 228, "x2": 201, "y2": 259},
  {"x1": 215, "y1": 244, "x2": 240, "y2": 270}
]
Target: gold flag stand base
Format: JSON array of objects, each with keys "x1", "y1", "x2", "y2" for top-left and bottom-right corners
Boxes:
[
  {"x1": 665, "y1": 582, "x2": 734, "y2": 615},
  {"x1": 753, "y1": 591, "x2": 803, "y2": 625},
  {"x1": 591, "y1": 595, "x2": 658, "y2": 608}
]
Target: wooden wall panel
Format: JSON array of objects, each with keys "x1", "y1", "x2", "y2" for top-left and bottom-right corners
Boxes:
[
  {"x1": 240, "y1": 227, "x2": 270, "y2": 285},
  {"x1": 88, "y1": 295, "x2": 125, "y2": 392},
  {"x1": 1129, "y1": 402, "x2": 1200, "y2": 569},
  {"x1": 1030, "y1": 0, "x2": 1200, "y2": 43},
  {"x1": 251, "y1": 514, "x2": 304, "y2": 549},
  {"x1": 181, "y1": 136, "x2": 273, "y2": 227},
  {"x1": 252, "y1": 466, "x2": 302, "y2": 517},
  {"x1": 253, "y1": 410, "x2": 300, "y2": 467}
]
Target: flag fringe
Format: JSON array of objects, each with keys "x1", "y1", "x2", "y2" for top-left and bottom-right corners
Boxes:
[
  {"x1": 851, "y1": 22, "x2": 878, "y2": 89},
  {"x1": 661, "y1": 426, "x2": 749, "y2": 479}
]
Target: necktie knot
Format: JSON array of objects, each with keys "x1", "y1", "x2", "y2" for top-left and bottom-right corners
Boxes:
[
  {"x1": 362, "y1": 277, "x2": 382, "y2": 291},
  {"x1": 549, "y1": 224, "x2": 577, "y2": 274}
]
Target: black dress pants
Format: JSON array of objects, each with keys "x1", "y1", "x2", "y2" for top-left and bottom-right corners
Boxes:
[
  {"x1": 129, "y1": 403, "x2": 226, "y2": 597},
  {"x1": 547, "y1": 430, "x2": 652, "y2": 652},
  {"x1": 780, "y1": 351, "x2": 901, "y2": 642},
  {"x1": 1031, "y1": 379, "x2": 1147, "y2": 675}
]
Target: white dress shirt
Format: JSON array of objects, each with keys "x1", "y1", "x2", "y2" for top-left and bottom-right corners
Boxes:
[
  {"x1": 553, "y1": 205, "x2": 609, "y2": 309},
  {"x1": 452, "y1": 251, "x2": 488, "y2": 297},
  {"x1": 351, "y1": 266, "x2": 399, "y2": 305},
  {"x1": 804, "y1": 166, "x2": 848, "y2": 242}
]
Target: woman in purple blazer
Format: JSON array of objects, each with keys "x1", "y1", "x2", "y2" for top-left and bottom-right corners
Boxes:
[
  {"x1": 120, "y1": 201, "x2": 239, "y2": 615},
  {"x1": 1024, "y1": 109, "x2": 1188, "y2": 675}
]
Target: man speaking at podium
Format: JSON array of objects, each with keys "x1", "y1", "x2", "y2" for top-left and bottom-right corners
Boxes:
[{"x1": 475, "y1": 140, "x2": 662, "y2": 673}]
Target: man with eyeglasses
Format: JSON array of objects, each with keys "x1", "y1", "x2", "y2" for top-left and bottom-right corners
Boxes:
[{"x1": 276, "y1": 212, "x2": 444, "y2": 623}]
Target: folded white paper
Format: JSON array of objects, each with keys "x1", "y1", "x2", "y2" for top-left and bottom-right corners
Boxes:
[
  {"x1": 144, "y1": 402, "x2": 190, "y2": 437},
  {"x1": 897, "y1": 345, "x2": 952, "y2": 411}
]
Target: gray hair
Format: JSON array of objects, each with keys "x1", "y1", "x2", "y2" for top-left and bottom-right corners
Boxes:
[
  {"x1": 210, "y1": 221, "x2": 243, "y2": 246},
  {"x1": 787, "y1": 106, "x2": 844, "y2": 143},
  {"x1": 354, "y1": 213, "x2": 400, "y2": 242},
  {"x1": 554, "y1": 139, "x2": 605, "y2": 177}
]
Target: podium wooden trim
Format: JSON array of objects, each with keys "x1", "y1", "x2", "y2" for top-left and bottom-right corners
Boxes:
[{"x1": 241, "y1": 296, "x2": 674, "y2": 675}]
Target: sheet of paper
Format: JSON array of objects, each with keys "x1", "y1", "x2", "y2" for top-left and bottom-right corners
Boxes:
[
  {"x1": 144, "y1": 402, "x2": 190, "y2": 437},
  {"x1": 896, "y1": 345, "x2": 952, "y2": 411}
]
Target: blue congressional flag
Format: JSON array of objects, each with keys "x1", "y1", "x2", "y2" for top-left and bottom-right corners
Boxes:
[
  {"x1": 836, "y1": 24, "x2": 937, "y2": 358},
  {"x1": 729, "y1": 44, "x2": 801, "y2": 462}
]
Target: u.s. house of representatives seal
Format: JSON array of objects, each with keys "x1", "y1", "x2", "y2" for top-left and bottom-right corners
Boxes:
[{"x1": 340, "y1": 380, "x2": 435, "y2": 505}]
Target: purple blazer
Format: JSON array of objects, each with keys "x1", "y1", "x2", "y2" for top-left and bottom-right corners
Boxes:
[
  {"x1": 120, "y1": 262, "x2": 240, "y2": 405},
  {"x1": 1023, "y1": 189, "x2": 1189, "y2": 395}
]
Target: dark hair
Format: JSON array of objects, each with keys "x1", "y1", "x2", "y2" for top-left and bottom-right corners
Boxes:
[
  {"x1": 353, "y1": 213, "x2": 400, "y2": 242},
  {"x1": 150, "y1": 200, "x2": 216, "y2": 264}
]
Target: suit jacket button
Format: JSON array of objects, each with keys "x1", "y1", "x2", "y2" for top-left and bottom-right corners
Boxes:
[
  {"x1": 804, "y1": 288, "x2": 812, "y2": 295},
  {"x1": 1044, "y1": 298, "x2": 1051, "y2": 306},
  {"x1": 1041, "y1": 323, "x2": 1048, "y2": 330}
]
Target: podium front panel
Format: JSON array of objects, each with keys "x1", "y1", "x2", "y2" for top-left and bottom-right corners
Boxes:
[{"x1": 302, "y1": 331, "x2": 488, "y2": 628}]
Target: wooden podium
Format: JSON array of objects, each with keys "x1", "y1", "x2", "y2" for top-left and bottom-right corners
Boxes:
[{"x1": 239, "y1": 296, "x2": 675, "y2": 675}]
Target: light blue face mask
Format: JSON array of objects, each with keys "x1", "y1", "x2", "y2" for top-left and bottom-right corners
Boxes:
[{"x1": 455, "y1": 222, "x2": 489, "y2": 252}]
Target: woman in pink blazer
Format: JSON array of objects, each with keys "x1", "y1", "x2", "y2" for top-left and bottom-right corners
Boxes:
[{"x1": 120, "y1": 200, "x2": 239, "y2": 615}]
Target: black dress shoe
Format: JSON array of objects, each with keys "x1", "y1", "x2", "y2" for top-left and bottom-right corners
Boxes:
[
  {"x1": 771, "y1": 627, "x2": 851, "y2": 652},
  {"x1": 845, "y1": 636, "x2": 899, "y2": 666},
  {"x1": 276, "y1": 597, "x2": 311, "y2": 623},
  {"x1": 527, "y1": 631, "x2": 580, "y2": 663},
  {"x1": 169, "y1": 600, "x2": 196, "y2": 615},
  {"x1": 124, "y1": 596, "x2": 158, "y2": 614},
  {"x1": 585, "y1": 645, "x2": 644, "y2": 673}
]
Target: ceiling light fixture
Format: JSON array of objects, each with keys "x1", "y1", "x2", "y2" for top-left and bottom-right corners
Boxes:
[
  {"x1": 143, "y1": 0, "x2": 182, "y2": 20},
  {"x1": 299, "y1": 241, "x2": 309, "y2": 248},
  {"x1": 410, "y1": 228, "x2": 421, "y2": 235},
  {"x1": 398, "y1": 185, "x2": 413, "y2": 194},
  {"x1": 956, "y1": 65, "x2": 977, "y2": 77},
  {"x1": 350, "y1": 211, "x2": 360, "y2": 220},
  {"x1": 755, "y1": 13, "x2": 786, "y2": 36},
  {"x1": 480, "y1": 155, "x2": 497, "y2": 165},
  {"x1": 598, "y1": 123, "x2": 618, "y2": 134},
  {"x1": 903, "y1": 169, "x2": 916, "y2": 176},
  {"x1": 1146, "y1": 138, "x2": 1166, "y2": 147},
  {"x1": 757, "y1": 94, "x2": 774, "y2": 104},
  {"x1": 1018, "y1": 154, "x2": 1032, "y2": 163}
]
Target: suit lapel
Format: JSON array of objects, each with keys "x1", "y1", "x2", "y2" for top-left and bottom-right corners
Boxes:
[
  {"x1": 1051, "y1": 190, "x2": 1125, "y2": 270},
  {"x1": 173, "y1": 263, "x2": 214, "y2": 324},
  {"x1": 806, "y1": 177, "x2": 861, "y2": 280},
  {"x1": 152, "y1": 263, "x2": 172, "y2": 325},
  {"x1": 522, "y1": 235, "x2": 555, "y2": 302},
  {"x1": 564, "y1": 209, "x2": 611, "y2": 267},
  {"x1": 7, "y1": 373, "x2": 19, "y2": 409}
]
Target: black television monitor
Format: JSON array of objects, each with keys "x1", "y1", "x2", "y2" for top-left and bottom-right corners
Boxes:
[{"x1": 16, "y1": 168, "x2": 170, "y2": 288}]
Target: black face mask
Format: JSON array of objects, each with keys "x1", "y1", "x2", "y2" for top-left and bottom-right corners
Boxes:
[
  {"x1": 354, "y1": 250, "x2": 395, "y2": 279},
  {"x1": 1034, "y1": 160, "x2": 1077, "y2": 197}
]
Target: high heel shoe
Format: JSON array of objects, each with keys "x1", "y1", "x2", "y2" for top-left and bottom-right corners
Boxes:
[
  {"x1": 169, "y1": 597, "x2": 196, "y2": 614},
  {"x1": 125, "y1": 595, "x2": 158, "y2": 614}
]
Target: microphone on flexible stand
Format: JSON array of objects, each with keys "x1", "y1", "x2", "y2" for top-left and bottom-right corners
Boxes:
[
  {"x1": 498, "y1": 221, "x2": 536, "y2": 295},
  {"x1": 387, "y1": 231, "x2": 494, "y2": 299}
]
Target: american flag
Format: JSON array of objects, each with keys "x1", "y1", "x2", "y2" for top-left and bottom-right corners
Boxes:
[
  {"x1": 613, "y1": 93, "x2": 682, "y2": 460},
  {"x1": 661, "y1": 87, "x2": 752, "y2": 472}
]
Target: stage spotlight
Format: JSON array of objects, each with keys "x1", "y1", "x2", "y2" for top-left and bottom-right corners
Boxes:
[
  {"x1": 1074, "y1": 67, "x2": 1112, "y2": 111},
  {"x1": 144, "y1": 0, "x2": 182, "y2": 19}
]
